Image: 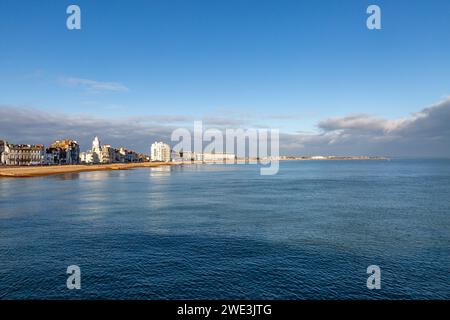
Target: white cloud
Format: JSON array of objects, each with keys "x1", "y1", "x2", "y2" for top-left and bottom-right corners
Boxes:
[
  {"x1": 318, "y1": 114, "x2": 408, "y2": 134},
  {"x1": 61, "y1": 77, "x2": 129, "y2": 92}
]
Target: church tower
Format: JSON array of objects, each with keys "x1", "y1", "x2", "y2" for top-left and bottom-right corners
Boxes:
[
  {"x1": 92, "y1": 136, "x2": 101, "y2": 152},
  {"x1": 92, "y1": 136, "x2": 101, "y2": 163}
]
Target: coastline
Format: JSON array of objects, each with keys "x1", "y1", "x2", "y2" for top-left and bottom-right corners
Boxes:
[
  {"x1": 0, "y1": 157, "x2": 389, "y2": 178},
  {"x1": 0, "y1": 162, "x2": 179, "y2": 178}
]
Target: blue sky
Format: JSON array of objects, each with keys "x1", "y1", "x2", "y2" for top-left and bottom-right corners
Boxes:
[{"x1": 1, "y1": 0, "x2": 450, "y2": 155}]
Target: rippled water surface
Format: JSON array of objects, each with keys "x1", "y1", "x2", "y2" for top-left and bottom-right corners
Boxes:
[{"x1": 0, "y1": 160, "x2": 449, "y2": 299}]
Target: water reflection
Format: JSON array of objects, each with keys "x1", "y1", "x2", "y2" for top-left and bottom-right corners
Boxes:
[
  {"x1": 116, "y1": 170, "x2": 129, "y2": 180},
  {"x1": 149, "y1": 165, "x2": 172, "y2": 177},
  {"x1": 80, "y1": 170, "x2": 117, "y2": 181},
  {"x1": 54, "y1": 172, "x2": 80, "y2": 180}
]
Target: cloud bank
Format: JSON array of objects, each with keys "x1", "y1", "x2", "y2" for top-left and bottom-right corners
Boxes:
[
  {"x1": 1, "y1": 97, "x2": 450, "y2": 156},
  {"x1": 0, "y1": 107, "x2": 173, "y2": 153},
  {"x1": 281, "y1": 97, "x2": 450, "y2": 157}
]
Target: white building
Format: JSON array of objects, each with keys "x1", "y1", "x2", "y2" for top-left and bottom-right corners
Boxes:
[
  {"x1": 151, "y1": 142, "x2": 171, "y2": 162},
  {"x1": 0, "y1": 142, "x2": 44, "y2": 166},
  {"x1": 80, "y1": 136, "x2": 103, "y2": 164},
  {"x1": 81, "y1": 137, "x2": 146, "y2": 164},
  {"x1": 0, "y1": 140, "x2": 5, "y2": 165},
  {"x1": 173, "y1": 151, "x2": 236, "y2": 162},
  {"x1": 79, "y1": 151, "x2": 93, "y2": 164},
  {"x1": 203, "y1": 153, "x2": 236, "y2": 162}
]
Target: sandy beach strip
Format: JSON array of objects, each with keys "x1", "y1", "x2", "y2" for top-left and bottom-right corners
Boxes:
[{"x1": 0, "y1": 162, "x2": 179, "y2": 178}]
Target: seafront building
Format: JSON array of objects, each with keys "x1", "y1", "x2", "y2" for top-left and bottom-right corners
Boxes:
[
  {"x1": 0, "y1": 141, "x2": 44, "y2": 166},
  {"x1": 45, "y1": 139, "x2": 80, "y2": 165},
  {"x1": 80, "y1": 136, "x2": 109, "y2": 164},
  {"x1": 174, "y1": 151, "x2": 236, "y2": 162},
  {"x1": 150, "y1": 142, "x2": 171, "y2": 162},
  {"x1": 113, "y1": 147, "x2": 144, "y2": 163},
  {"x1": 116, "y1": 147, "x2": 146, "y2": 163},
  {"x1": 79, "y1": 151, "x2": 93, "y2": 164},
  {"x1": 80, "y1": 136, "x2": 145, "y2": 164},
  {"x1": 0, "y1": 140, "x2": 5, "y2": 164},
  {"x1": 1, "y1": 136, "x2": 148, "y2": 166},
  {"x1": 99, "y1": 144, "x2": 114, "y2": 164},
  {"x1": 202, "y1": 152, "x2": 236, "y2": 162}
]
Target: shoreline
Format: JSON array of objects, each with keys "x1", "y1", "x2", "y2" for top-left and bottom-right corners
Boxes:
[
  {"x1": 0, "y1": 157, "x2": 389, "y2": 178},
  {"x1": 0, "y1": 162, "x2": 179, "y2": 178}
]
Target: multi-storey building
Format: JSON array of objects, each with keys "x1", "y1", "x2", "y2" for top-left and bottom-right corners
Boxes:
[
  {"x1": 80, "y1": 136, "x2": 105, "y2": 164},
  {"x1": 99, "y1": 144, "x2": 115, "y2": 164},
  {"x1": 202, "y1": 152, "x2": 236, "y2": 162},
  {"x1": 117, "y1": 147, "x2": 141, "y2": 163},
  {"x1": 45, "y1": 139, "x2": 80, "y2": 165},
  {"x1": 150, "y1": 142, "x2": 171, "y2": 162},
  {"x1": 137, "y1": 153, "x2": 149, "y2": 162},
  {"x1": 80, "y1": 137, "x2": 146, "y2": 164},
  {"x1": 79, "y1": 151, "x2": 93, "y2": 164},
  {"x1": 1, "y1": 143, "x2": 44, "y2": 166},
  {"x1": 174, "y1": 151, "x2": 235, "y2": 162},
  {"x1": 0, "y1": 140, "x2": 5, "y2": 165}
]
